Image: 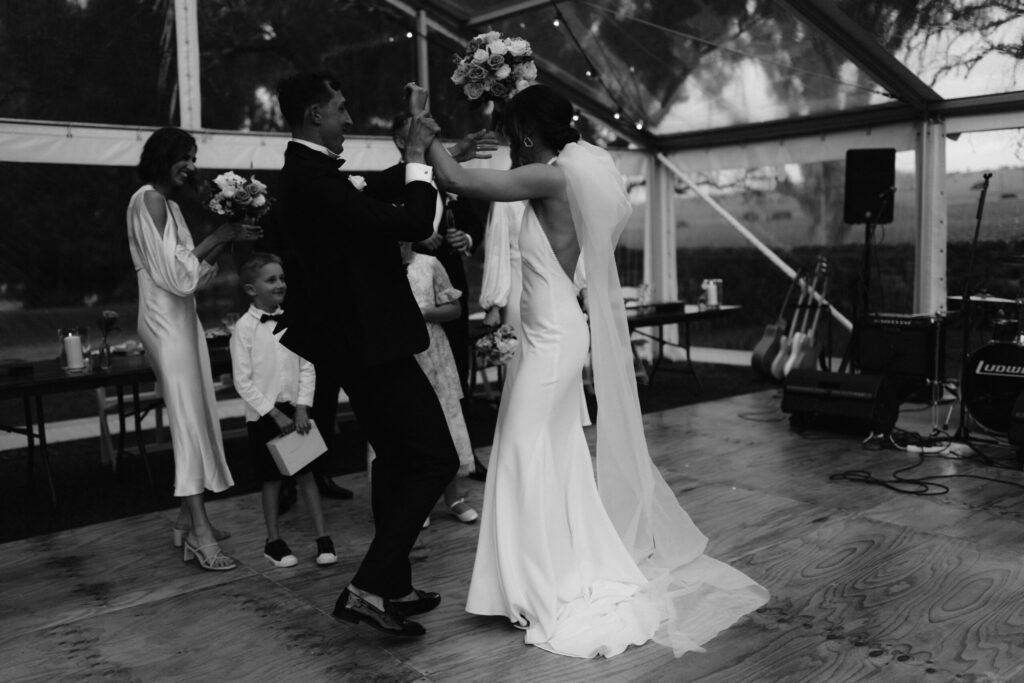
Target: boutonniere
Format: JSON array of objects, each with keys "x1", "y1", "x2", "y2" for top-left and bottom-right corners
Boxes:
[{"x1": 348, "y1": 175, "x2": 367, "y2": 192}]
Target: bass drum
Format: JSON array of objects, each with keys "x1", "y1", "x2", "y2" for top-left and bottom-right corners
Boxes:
[{"x1": 963, "y1": 342, "x2": 1024, "y2": 433}]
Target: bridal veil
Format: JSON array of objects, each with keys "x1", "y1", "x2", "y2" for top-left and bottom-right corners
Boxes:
[{"x1": 560, "y1": 141, "x2": 769, "y2": 656}]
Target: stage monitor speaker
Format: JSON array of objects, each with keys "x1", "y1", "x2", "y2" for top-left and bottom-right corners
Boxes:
[
  {"x1": 781, "y1": 369, "x2": 899, "y2": 434},
  {"x1": 844, "y1": 148, "x2": 895, "y2": 224}
]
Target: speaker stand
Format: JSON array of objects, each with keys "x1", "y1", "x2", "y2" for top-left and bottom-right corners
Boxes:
[{"x1": 861, "y1": 220, "x2": 877, "y2": 320}]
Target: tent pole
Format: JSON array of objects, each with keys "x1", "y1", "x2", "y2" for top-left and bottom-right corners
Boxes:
[{"x1": 173, "y1": 0, "x2": 202, "y2": 130}]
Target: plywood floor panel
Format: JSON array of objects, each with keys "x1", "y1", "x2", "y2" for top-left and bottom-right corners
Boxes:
[{"x1": 3, "y1": 390, "x2": 1023, "y2": 682}]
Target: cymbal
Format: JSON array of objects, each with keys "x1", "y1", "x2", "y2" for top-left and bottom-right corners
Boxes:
[{"x1": 948, "y1": 294, "x2": 1019, "y2": 305}]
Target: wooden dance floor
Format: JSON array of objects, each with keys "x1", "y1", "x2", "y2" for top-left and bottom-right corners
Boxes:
[{"x1": 3, "y1": 389, "x2": 1024, "y2": 682}]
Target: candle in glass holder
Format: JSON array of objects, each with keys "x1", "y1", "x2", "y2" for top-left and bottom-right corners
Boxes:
[{"x1": 63, "y1": 333, "x2": 85, "y2": 371}]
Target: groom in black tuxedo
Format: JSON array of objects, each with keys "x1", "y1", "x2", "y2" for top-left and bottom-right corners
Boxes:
[{"x1": 274, "y1": 72, "x2": 458, "y2": 637}]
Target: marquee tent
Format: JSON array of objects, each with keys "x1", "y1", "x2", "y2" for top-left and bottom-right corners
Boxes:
[{"x1": 2, "y1": 0, "x2": 1022, "y2": 326}]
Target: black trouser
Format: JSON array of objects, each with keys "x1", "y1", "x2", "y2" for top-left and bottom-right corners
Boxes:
[
  {"x1": 441, "y1": 310, "x2": 470, "y2": 392},
  {"x1": 310, "y1": 372, "x2": 343, "y2": 476},
  {"x1": 332, "y1": 356, "x2": 459, "y2": 599}
]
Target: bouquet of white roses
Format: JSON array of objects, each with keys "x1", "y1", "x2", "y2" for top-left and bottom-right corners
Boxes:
[
  {"x1": 207, "y1": 171, "x2": 273, "y2": 223},
  {"x1": 474, "y1": 323, "x2": 520, "y2": 367},
  {"x1": 451, "y1": 30, "x2": 537, "y2": 103}
]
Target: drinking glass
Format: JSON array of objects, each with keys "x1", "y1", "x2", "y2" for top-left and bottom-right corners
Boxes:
[{"x1": 221, "y1": 312, "x2": 240, "y2": 333}]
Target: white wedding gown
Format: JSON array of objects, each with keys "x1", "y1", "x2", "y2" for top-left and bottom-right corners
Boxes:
[{"x1": 466, "y1": 142, "x2": 768, "y2": 659}]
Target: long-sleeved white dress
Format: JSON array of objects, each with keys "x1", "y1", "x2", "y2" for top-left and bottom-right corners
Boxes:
[{"x1": 127, "y1": 185, "x2": 233, "y2": 497}]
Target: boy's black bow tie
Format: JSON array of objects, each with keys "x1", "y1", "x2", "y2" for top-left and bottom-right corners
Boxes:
[{"x1": 260, "y1": 313, "x2": 284, "y2": 324}]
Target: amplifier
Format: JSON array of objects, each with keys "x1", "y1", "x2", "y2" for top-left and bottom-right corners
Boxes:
[
  {"x1": 856, "y1": 313, "x2": 945, "y2": 381},
  {"x1": 782, "y1": 369, "x2": 899, "y2": 434}
]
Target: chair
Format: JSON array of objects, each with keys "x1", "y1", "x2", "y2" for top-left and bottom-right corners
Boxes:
[{"x1": 95, "y1": 373, "x2": 235, "y2": 479}]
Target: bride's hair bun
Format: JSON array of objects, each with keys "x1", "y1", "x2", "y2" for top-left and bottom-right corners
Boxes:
[{"x1": 505, "y1": 84, "x2": 580, "y2": 153}]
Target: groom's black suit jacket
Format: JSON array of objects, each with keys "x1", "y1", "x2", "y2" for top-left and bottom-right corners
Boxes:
[
  {"x1": 270, "y1": 141, "x2": 458, "y2": 598},
  {"x1": 273, "y1": 141, "x2": 437, "y2": 374}
]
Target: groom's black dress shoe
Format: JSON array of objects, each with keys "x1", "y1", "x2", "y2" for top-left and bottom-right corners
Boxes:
[
  {"x1": 316, "y1": 473, "x2": 354, "y2": 500},
  {"x1": 333, "y1": 589, "x2": 425, "y2": 637},
  {"x1": 391, "y1": 589, "x2": 441, "y2": 617},
  {"x1": 468, "y1": 456, "x2": 488, "y2": 482}
]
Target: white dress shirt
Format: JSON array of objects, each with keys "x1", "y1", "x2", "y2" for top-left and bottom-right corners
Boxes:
[{"x1": 230, "y1": 304, "x2": 315, "y2": 422}]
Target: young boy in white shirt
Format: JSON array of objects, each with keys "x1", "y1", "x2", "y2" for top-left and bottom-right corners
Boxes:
[{"x1": 230, "y1": 252, "x2": 337, "y2": 568}]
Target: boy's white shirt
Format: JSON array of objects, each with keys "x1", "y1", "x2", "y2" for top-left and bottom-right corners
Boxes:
[{"x1": 229, "y1": 303, "x2": 316, "y2": 422}]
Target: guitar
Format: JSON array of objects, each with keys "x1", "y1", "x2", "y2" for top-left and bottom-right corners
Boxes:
[
  {"x1": 783, "y1": 258, "x2": 830, "y2": 377},
  {"x1": 751, "y1": 269, "x2": 803, "y2": 378},
  {"x1": 769, "y1": 257, "x2": 823, "y2": 381}
]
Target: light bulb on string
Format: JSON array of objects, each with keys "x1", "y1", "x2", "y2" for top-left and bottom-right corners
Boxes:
[
  {"x1": 613, "y1": 112, "x2": 621, "y2": 120},
  {"x1": 406, "y1": 31, "x2": 413, "y2": 39},
  {"x1": 635, "y1": 120, "x2": 644, "y2": 130},
  {"x1": 553, "y1": 18, "x2": 560, "y2": 27}
]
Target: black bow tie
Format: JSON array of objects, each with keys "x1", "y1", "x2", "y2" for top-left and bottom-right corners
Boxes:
[{"x1": 260, "y1": 313, "x2": 284, "y2": 324}]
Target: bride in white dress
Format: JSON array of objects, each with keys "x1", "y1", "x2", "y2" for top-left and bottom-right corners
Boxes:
[{"x1": 423, "y1": 84, "x2": 768, "y2": 658}]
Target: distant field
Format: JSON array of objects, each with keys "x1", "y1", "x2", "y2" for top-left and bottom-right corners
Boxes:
[{"x1": 618, "y1": 194, "x2": 1024, "y2": 251}]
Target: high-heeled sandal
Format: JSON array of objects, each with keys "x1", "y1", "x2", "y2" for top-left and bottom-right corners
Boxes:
[
  {"x1": 182, "y1": 537, "x2": 237, "y2": 571},
  {"x1": 173, "y1": 525, "x2": 231, "y2": 548}
]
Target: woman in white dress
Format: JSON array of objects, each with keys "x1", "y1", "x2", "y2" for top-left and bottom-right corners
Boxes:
[
  {"x1": 128, "y1": 128, "x2": 259, "y2": 571},
  {"x1": 422, "y1": 85, "x2": 768, "y2": 658},
  {"x1": 479, "y1": 199, "x2": 525, "y2": 334}
]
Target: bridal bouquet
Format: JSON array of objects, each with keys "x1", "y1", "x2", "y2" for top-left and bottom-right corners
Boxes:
[
  {"x1": 451, "y1": 30, "x2": 537, "y2": 103},
  {"x1": 208, "y1": 171, "x2": 273, "y2": 223},
  {"x1": 475, "y1": 324, "x2": 519, "y2": 367}
]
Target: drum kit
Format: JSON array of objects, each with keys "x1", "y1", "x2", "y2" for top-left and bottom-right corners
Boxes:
[{"x1": 949, "y1": 291, "x2": 1024, "y2": 435}]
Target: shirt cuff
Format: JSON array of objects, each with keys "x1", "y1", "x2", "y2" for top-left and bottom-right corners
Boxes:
[{"x1": 405, "y1": 163, "x2": 433, "y2": 184}]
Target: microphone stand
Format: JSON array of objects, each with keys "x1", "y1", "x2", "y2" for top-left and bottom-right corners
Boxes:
[{"x1": 953, "y1": 172, "x2": 993, "y2": 442}]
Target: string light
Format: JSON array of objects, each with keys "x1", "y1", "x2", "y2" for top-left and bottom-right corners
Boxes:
[
  {"x1": 406, "y1": 31, "x2": 413, "y2": 39},
  {"x1": 553, "y1": 18, "x2": 560, "y2": 27},
  {"x1": 572, "y1": 111, "x2": 580, "y2": 122},
  {"x1": 585, "y1": 69, "x2": 593, "y2": 78},
  {"x1": 635, "y1": 120, "x2": 644, "y2": 130},
  {"x1": 613, "y1": 112, "x2": 621, "y2": 120}
]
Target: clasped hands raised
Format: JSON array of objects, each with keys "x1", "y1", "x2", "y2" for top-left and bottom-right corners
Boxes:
[{"x1": 404, "y1": 82, "x2": 499, "y2": 162}]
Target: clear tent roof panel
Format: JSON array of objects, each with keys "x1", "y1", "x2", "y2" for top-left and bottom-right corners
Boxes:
[
  {"x1": 0, "y1": 0, "x2": 1021, "y2": 148},
  {"x1": 832, "y1": 0, "x2": 1024, "y2": 100},
  {"x1": 452, "y1": 0, "x2": 897, "y2": 135}
]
